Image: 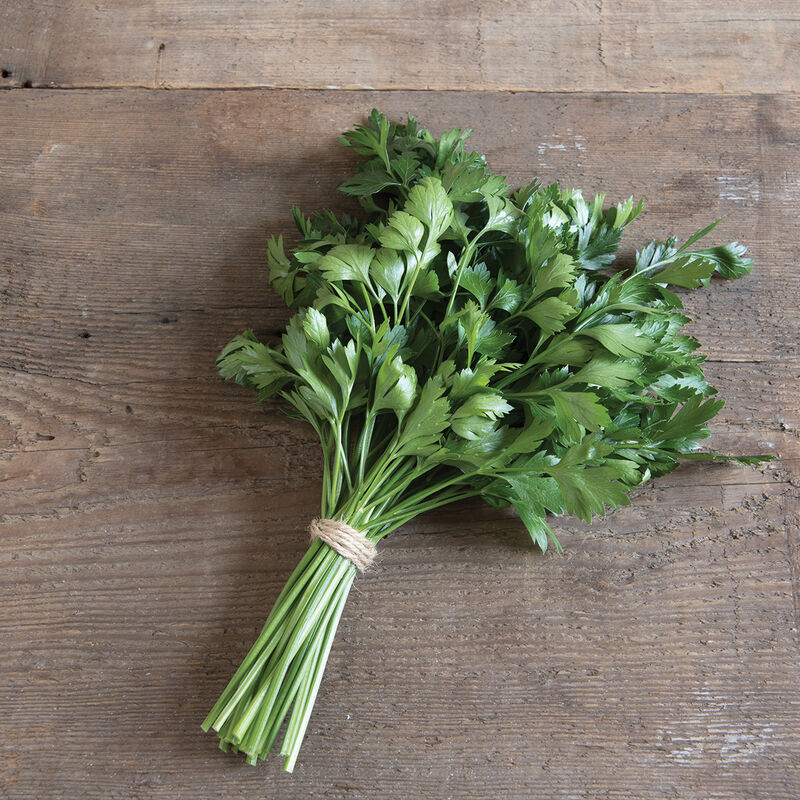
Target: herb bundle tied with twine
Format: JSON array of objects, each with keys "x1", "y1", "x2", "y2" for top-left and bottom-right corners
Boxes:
[{"x1": 202, "y1": 110, "x2": 771, "y2": 770}]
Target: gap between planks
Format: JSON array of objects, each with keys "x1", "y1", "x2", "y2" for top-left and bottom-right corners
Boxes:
[{"x1": 2, "y1": 85, "x2": 800, "y2": 97}]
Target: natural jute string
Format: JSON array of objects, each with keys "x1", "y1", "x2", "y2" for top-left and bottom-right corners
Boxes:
[{"x1": 309, "y1": 518, "x2": 376, "y2": 572}]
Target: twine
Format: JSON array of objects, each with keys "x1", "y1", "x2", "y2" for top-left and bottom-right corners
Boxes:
[{"x1": 309, "y1": 518, "x2": 376, "y2": 572}]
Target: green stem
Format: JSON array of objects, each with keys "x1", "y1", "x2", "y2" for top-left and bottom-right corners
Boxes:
[
  {"x1": 201, "y1": 540, "x2": 326, "y2": 731},
  {"x1": 214, "y1": 548, "x2": 338, "y2": 735},
  {"x1": 442, "y1": 239, "x2": 478, "y2": 321},
  {"x1": 371, "y1": 489, "x2": 482, "y2": 532},
  {"x1": 205, "y1": 447, "x2": 489, "y2": 768},
  {"x1": 230, "y1": 558, "x2": 351, "y2": 744},
  {"x1": 282, "y1": 575, "x2": 353, "y2": 771},
  {"x1": 355, "y1": 411, "x2": 377, "y2": 485},
  {"x1": 360, "y1": 284, "x2": 376, "y2": 330},
  {"x1": 396, "y1": 252, "x2": 422, "y2": 324}
]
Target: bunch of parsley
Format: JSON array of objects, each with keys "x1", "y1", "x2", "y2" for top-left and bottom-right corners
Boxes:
[{"x1": 202, "y1": 110, "x2": 768, "y2": 769}]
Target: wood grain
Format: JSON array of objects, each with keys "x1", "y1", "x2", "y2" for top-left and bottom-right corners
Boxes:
[
  {"x1": 1, "y1": 1, "x2": 798, "y2": 92},
  {"x1": 1, "y1": 90, "x2": 799, "y2": 799}
]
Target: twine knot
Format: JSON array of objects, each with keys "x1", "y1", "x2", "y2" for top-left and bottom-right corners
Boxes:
[{"x1": 309, "y1": 518, "x2": 376, "y2": 572}]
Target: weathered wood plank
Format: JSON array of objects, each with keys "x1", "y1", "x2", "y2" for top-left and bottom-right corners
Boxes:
[
  {"x1": 2, "y1": 484, "x2": 798, "y2": 798},
  {"x1": 1, "y1": 2, "x2": 798, "y2": 92},
  {"x1": 2, "y1": 91, "x2": 799, "y2": 368},
  {"x1": 1, "y1": 90, "x2": 799, "y2": 798}
]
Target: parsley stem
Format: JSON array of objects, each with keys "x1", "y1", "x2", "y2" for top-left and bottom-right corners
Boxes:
[
  {"x1": 360, "y1": 284, "x2": 376, "y2": 330},
  {"x1": 370, "y1": 489, "x2": 482, "y2": 531},
  {"x1": 396, "y1": 251, "x2": 422, "y2": 324},
  {"x1": 442, "y1": 239, "x2": 477, "y2": 321},
  {"x1": 354, "y1": 411, "x2": 377, "y2": 486}
]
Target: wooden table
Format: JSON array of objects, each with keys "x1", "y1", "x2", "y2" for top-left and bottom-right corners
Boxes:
[{"x1": 2, "y1": 4, "x2": 799, "y2": 798}]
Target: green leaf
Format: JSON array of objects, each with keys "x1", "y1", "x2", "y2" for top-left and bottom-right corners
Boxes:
[
  {"x1": 536, "y1": 336, "x2": 593, "y2": 367},
  {"x1": 577, "y1": 226, "x2": 622, "y2": 271},
  {"x1": 567, "y1": 357, "x2": 641, "y2": 389},
  {"x1": 505, "y1": 417, "x2": 556, "y2": 455},
  {"x1": 370, "y1": 248, "x2": 406, "y2": 299},
  {"x1": 680, "y1": 218, "x2": 721, "y2": 251},
  {"x1": 318, "y1": 244, "x2": 375, "y2": 284},
  {"x1": 339, "y1": 108, "x2": 392, "y2": 166},
  {"x1": 396, "y1": 377, "x2": 451, "y2": 456},
  {"x1": 549, "y1": 390, "x2": 612, "y2": 436},
  {"x1": 652, "y1": 370, "x2": 712, "y2": 402},
  {"x1": 439, "y1": 426, "x2": 512, "y2": 469},
  {"x1": 531, "y1": 254, "x2": 576, "y2": 298},
  {"x1": 484, "y1": 193, "x2": 519, "y2": 233},
  {"x1": 449, "y1": 357, "x2": 505, "y2": 399},
  {"x1": 450, "y1": 393, "x2": 513, "y2": 440},
  {"x1": 501, "y1": 474, "x2": 564, "y2": 551},
  {"x1": 404, "y1": 177, "x2": 454, "y2": 241},
  {"x1": 523, "y1": 296, "x2": 577, "y2": 335},
  {"x1": 441, "y1": 154, "x2": 494, "y2": 202},
  {"x1": 634, "y1": 237, "x2": 677, "y2": 274},
  {"x1": 391, "y1": 152, "x2": 420, "y2": 184},
  {"x1": 372, "y1": 353, "x2": 418, "y2": 419},
  {"x1": 411, "y1": 269, "x2": 441, "y2": 299},
  {"x1": 320, "y1": 339, "x2": 361, "y2": 413},
  {"x1": 647, "y1": 395, "x2": 725, "y2": 445},
  {"x1": 379, "y1": 210, "x2": 425, "y2": 252},
  {"x1": 302, "y1": 307, "x2": 330, "y2": 349},
  {"x1": 282, "y1": 316, "x2": 312, "y2": 372},
  {"x1": 217, "y1": 331, "x2": 290, "y2": 397},
  {"x1": 370, "y1": 321, "x2": 409, "y2": 365},
  {"x1": 547, "y1": 452, "x2": 631, "y2": 523},
  {"x1": 459, "y1": 262, "x2": 494, "y2": 308},
  {"x1": 435, "y1": 127, "x2": 472, "y2": 170},
  {"x1": 524, "y1": 214, "x2": 559, "y2": 274},
  {"x1": 458, "y1": 301, "x2": 514, "y2": 360},
  {"x1": 694, "y1": 242, "x2": 753, "y2": 280},
  {"x1": 655, "y1": 254, "x2": 717, "y2": 288},
  {"x1": 296, "y1": 367, "x2": 339, "y2": 422},
  {"x1": 580, "y1": 324, "x2": 655, "y2": 358},
  {"x1": 609, "y1": 196, "x2": 643, "y2": 229},
  {"x1": 488, "y1": 278, "x2": 523, "y2": 313},
  {"x1": 339, "y1": 164, "x2": 400, "y2": 197}
]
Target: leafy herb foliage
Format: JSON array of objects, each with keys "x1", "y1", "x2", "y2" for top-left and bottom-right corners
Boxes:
[
  {"x1": 205, "y1": 110, "x2": 770, "y2": 768},
  {"x1": 222, "y1": 108, "x2": 764, "y2": 551}
]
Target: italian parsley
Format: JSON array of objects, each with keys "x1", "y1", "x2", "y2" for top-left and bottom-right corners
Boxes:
[{"x1": 203, "y1": 110, "x2": 771, "y2": 769}]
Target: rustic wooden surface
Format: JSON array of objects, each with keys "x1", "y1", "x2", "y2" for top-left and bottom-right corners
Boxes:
[
  {"x1": 1, "y1": 5, "x2": 799, "y2": 799},
  {"x1": 2, "y1": 1, "x2": 799, "y2": 92}
]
